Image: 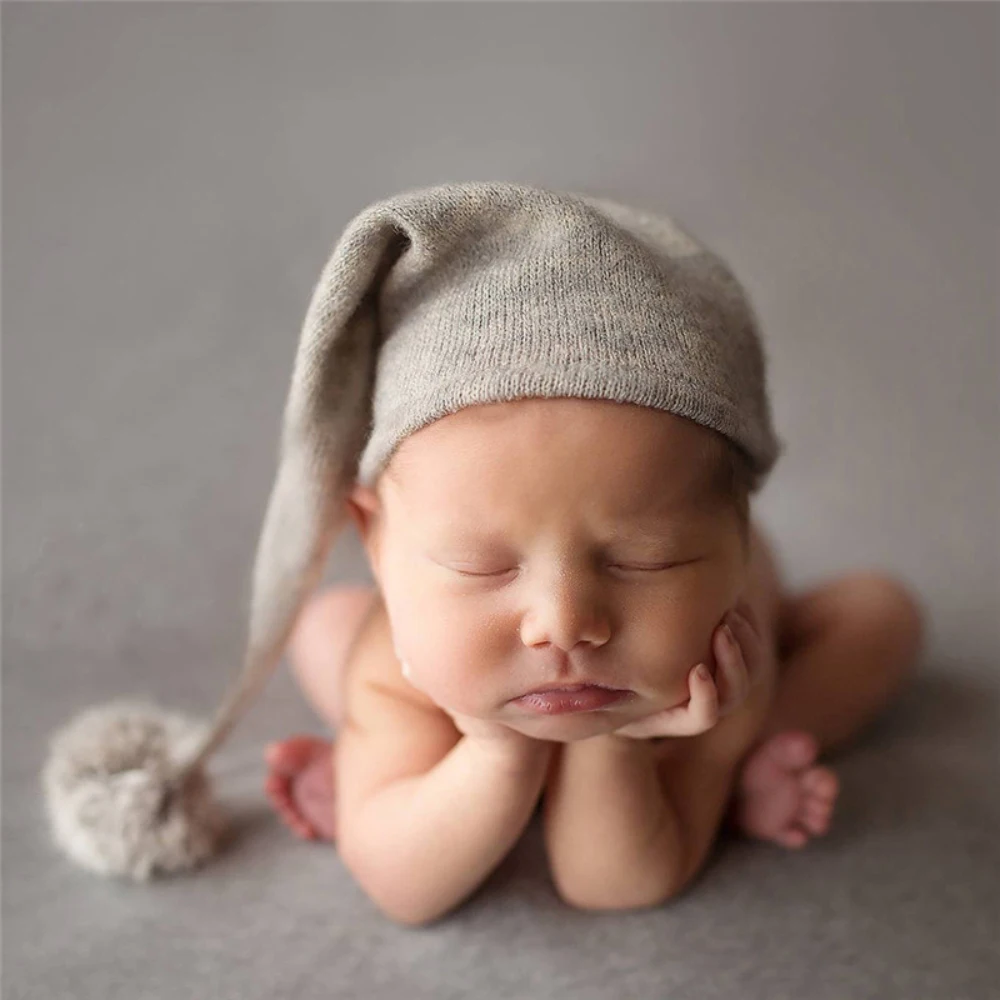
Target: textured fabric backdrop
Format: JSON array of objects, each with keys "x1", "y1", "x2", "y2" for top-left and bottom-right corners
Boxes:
[{"x1": 4, "y1": 4, "x2": 997, "y2": 999}]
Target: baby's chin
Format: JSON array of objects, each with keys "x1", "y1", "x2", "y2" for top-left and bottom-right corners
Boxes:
[{"x1": 496, "y1": 707, "x2": 640, "y2": 743}]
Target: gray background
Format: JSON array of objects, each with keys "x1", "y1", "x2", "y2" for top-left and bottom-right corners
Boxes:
[{"x1": 4, "y1": 3, "x2": 998, "y2": 999}]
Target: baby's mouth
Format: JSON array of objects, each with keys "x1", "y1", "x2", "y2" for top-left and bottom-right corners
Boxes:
[{"x1": 509, "y1": 684, "x2": 635, "y2": 715}]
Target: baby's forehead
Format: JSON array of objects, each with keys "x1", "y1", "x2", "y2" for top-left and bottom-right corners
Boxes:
[
  {"x1": 392, "y1": 398, "x2": 714, "y2": 470},
  {"x1": 382, "y1": 410, "x2": 719, "y2": 528},
  {"x1": 387, "y1": 478, "x2": 722, "y2": 554},
  {"x1": 402, "y1": 488, "x2": 704, "y2": 528}
]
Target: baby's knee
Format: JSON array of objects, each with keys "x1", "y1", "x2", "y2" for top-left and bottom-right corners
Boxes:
[
  {"x1": 295, "y1": 586, "x2": 378, "y2": 643},
  {"x1": 845, "y1": 573, "x2": 924, "y2": 631},
  {"x1": 287, "y1": 585, "x2": 379, "y2": 684},
  {"x1": 841, "y1": 572, "x2": 927, "y2": 673}
]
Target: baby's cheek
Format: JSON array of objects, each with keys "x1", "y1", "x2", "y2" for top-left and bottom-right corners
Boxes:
[
  {"x1": 638, "y1": 608, "x2": 724, "y2": 696},
  {"x1": 407, "y1": 665, "x2": 486, "y2": 716},
  {"x1": 390, "y1": 618, "x2": 486, "y2": 713},
  {"x1": 639, "y1": 646, "x2": 698, "y2": 705}
]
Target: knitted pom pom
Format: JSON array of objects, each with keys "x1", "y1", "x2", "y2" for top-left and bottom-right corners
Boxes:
[{"x1": 41, "y1": 699, "x2": 226, "y2": 880}]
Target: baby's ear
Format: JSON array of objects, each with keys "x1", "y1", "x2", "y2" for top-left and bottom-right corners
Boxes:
[
  {"x1": 346, "y1": 483, "x2": 383, "y2": 563},
  {"x1": 346, "y1": 483, "x2": 378, "y2": 528}
]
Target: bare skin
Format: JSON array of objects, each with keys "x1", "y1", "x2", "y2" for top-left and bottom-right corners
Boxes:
[
  {"x1": 265, "y1": 526, "x2": 923, "y2": 850},
  {"x1": 262, "y1": 401, "x2": 925, "y2": 917}
]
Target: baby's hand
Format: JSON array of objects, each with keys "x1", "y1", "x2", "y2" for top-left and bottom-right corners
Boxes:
[
  {"x1": 446, "y1": 709, "x2": 530, "y2": 743},
  {"x1": 614, "y1": 602, "x2": 763, "y2": 739},
  {"x1": 400, "y1": 655, "x2": 549, "y2": 763},
  {"x1": 444, "y1": 709, "x2": 555, "y2": 772}
]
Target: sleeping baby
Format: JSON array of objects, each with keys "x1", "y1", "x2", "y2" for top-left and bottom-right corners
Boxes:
[{"x1": 254, "y1": 182, "x2": 924, "y2": 924}]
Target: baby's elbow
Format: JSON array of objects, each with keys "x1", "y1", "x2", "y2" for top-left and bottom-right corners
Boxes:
[
  {"x1": 372, "y1": 894, "x2": 449, "y2": 929},
  {"x1": 367, "y1": 873, "x2": 462, "y2": 928},
  {"x1": 338, "y1": 835, "x2": 456, "y2": 928},
  {"x1": 546, "y1": 833, "x2": 690, "y2": 912},
  {"x1": 347, "y1": 861, "x2": 451, "y2": 927}
]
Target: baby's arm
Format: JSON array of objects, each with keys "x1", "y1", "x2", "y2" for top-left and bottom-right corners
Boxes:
[
  {"x1": 544, "y1": 610, "x2": 771, "y2": 910},
  {"x1": 545, "y1": 683, "x2": 772, "y2": 910},
  {"x1": 335, "y1": 619, "x2": 551, "y2": 926},
  {"x1": 543, "y1": 730, "x2": 679, "y2": 909}
]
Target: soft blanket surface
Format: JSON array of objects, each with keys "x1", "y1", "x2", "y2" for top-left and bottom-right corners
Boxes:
[{"x1": 4, "y1": 5, "x2": 998, "y2": 998}]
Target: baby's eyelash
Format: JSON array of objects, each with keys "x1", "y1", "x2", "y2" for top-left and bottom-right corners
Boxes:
[
  {"x1": 609, "y1": 563, "x2": 678, "y2": 572},
  {"x1": 450, "y1": 560, "x2": 695, "y2": 578}
]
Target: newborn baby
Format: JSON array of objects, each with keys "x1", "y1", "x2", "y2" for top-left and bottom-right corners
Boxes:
[
  {"x1": 264, "y1": 396, "x2": 923, "y2": 923},
  {"x1": 211, "y1": 180, "x2": 932, "y2": 924}
]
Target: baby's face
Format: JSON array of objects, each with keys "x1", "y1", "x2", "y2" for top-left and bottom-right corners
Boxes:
[{"x1": 349, "y1": 397, "x2": 748, "y2": 742}]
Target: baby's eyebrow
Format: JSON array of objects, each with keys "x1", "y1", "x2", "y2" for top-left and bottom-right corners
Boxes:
[
  {"x1": 425, "y1": 512, "x2": 696, "y2": 548},
  {"x1": 599, "y1": 517, "x2": 701, "y2": 547},
  {"x1": 604, "y1": 521, "x2": 687, "y2": 542}
]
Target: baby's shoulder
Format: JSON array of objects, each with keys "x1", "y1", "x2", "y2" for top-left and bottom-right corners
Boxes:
[
  {"x1": 743, "y1": 517, "x2": 787, "y2": 639},
  {"x1": 337, "y1": 592, "x2": 461, "y2": 805}
]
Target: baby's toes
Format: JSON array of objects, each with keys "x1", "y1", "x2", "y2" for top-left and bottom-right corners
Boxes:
[
  {"x1": 265, "y1": 771, "x2": 318, "y2": 840},
  {"x1": 764, "y1": 730, "x2": 819, "y2": 772},
  {"x1": 803, "y1": 766, "x2": 840, "y2": 803},
  {"x1": 798, "y1": 795, "x2": 834, "y2": 836},
  {"x1": 802, "y1": 808, "x2": 832, "y2": 837},
  {"x1": 798, "y1": 767, "x2": 839, "y2": 836},
  {"x1": 293, "y1": 757, "x2": 337, "y2": 841},
  {"x1": 264, "y1": 771, "x2": 291, "y2": 813},
  {"x1": 265, "y1": 735, "x2": 331, "y2": 775},
  {"x1": 775, "y1": 825, "x2": 809, "y2": 850}
]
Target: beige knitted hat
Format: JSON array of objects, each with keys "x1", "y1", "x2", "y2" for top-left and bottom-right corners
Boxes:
[{"x1": 42, "y1": 180, "x2": 784, "y2": 879}]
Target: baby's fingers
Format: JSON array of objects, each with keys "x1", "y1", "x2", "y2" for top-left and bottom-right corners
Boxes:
[
  {"x1": 714, "y1": 622, "x2": 751, "y2": 715},
  {"x1": 679, "y1": 663, "x2": 720, "y2": 734},
  {"x1": 726, "y1": 608, "x2": 767, "y2": 690},
  {"x1": 613, "y1": 664, "x2": 719, "y2": 739}
]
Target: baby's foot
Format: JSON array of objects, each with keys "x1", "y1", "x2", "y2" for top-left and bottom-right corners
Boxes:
[
  {"x1": 263, "y1": 735, "x2": 336, "y2": 841},
  {"x1": 732, "y1": 730, "x2": 839, "y2": 849}
]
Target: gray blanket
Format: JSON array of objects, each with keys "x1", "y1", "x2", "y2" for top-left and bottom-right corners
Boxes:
[{"x1": 4, "y1": 4, "x2": 997, "y2": 998}]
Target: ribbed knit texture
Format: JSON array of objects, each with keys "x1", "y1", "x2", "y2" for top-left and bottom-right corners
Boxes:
[
  {"x1": 179, "y1": 180, "x2": 785, "y2": 779},
  {"x1": 354, "y1": 184, "x2": 782, "y2": 490}
]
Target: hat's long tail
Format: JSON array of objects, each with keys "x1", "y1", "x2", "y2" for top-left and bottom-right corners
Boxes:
[{"x1": 174, "y1": 214, "x2": 412, "y2": 783}]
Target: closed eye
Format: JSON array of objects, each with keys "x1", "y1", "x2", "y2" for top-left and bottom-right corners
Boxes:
[
  {"x1": 448, "y1": 558, "x2": 701, "y2": 578},
  {"x1": 611, "y1": 555, "x2": 708, "y2": 573},
  {"x1": 610, "y1": 563, "x2": 677, "y2": 572},
  {"x1": 609, "y1": 561, "x2": 691, "y2": 573},
  {"x1": 450, "y1": 567, "x2": 516, "y2": 578}
]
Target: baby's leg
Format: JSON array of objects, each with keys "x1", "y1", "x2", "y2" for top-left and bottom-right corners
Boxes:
[
  {"x1": 264, "y1": 585, "x2": 379, "y2": 840},
  {"x1": 763, "y1": 572, "x2": 925, "y2": 751},
  {"x1": 284, "y1": 585, "x2": 380, "y2": 728},
  {"x1": 734, "y1": 571, "x2": 925, "y2": 847}
]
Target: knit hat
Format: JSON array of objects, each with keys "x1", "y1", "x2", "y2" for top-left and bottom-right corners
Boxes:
[{"x1": 41, "y1": 180, "x2": 784, "y2": 879}]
